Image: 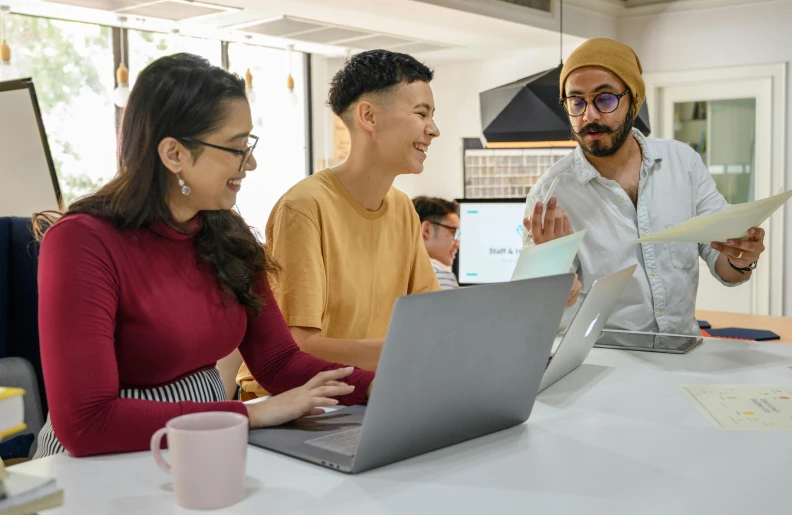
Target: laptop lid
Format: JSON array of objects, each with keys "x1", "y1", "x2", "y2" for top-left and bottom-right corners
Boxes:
[
  {"x1": 538, "y1": 265, "x2": 637, "y2": 392},
  {"x1": 351, "y1": 273, "x2": 574, "y2": 473}
]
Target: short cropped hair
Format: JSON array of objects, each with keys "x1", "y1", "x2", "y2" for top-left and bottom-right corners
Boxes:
[
  {"x1": 412, "y1": 196, "x2": 460, "y2": 224},
  {"x1": 328, "y1": 49, "x2": 433, "y2": 118}
]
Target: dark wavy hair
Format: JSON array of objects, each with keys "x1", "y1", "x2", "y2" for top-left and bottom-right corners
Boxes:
[
  {"x1": 33, "y1": 53, "x2": 275, "y2": 316},
  {"x1": 412, "y1": 196, "x2": 460, "y2": 225},
  {"x1": 328, "y1": 49, "x2": 433, "y2": 118}
]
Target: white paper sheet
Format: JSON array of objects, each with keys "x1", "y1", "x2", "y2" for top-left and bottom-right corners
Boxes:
[
  {"x1": 682, "y1": 385, "x2": 792, "y2": 430},
  {"x1": 634, "y1": 189, "x2": 792, "y2": 244},
  {"x1": 511, "y1": 229, "x2": 587, "y2": 281}
]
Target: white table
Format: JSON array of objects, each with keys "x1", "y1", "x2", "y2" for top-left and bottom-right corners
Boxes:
[{"x1": 13, "y1": 339, "x2": 792, "y2": 514}]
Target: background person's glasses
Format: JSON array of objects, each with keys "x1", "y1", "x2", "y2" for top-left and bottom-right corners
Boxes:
[
  {"x1": 180, "y1": 134, "x2": 259, "y2": 172},
  {"x1": 560, "y1": 90, "x2": 630, "y2": 117},
  {"x1": 431, "y1": 221, "x2": 461, "y2": 241}
]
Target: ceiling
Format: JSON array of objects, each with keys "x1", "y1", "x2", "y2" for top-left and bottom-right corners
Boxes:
[
  {"x1": 6, "y1": 0, "x2": 573, "y2": 62},
  {"x1": 5, "y1": 0, "x2": 762, "y2": 61}
]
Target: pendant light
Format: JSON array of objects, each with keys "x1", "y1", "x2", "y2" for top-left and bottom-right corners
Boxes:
[
  {"x1": 286, "y1": 44, "x2": 294, "y2": 92},
  {"x1": 479, "y1": 0, "x2": 650, "y2": 143},
  {"x1": 0, "y1": 6, "x2": 19, "y2": 82},
  {"x1": 244, "y1": 68, "x2": 256, "y2": 103},
  {"x1": 241, "y1": 35, "x2": 256, "y2": 103},
  {"x1": 112, "y1": 16, "x2": 130, "y2": 108}
]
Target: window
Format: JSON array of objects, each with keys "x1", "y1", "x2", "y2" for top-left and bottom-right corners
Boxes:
[
  {"x1": 8, "y1": 14, "x2": 116, "y2": 206},
  {"x1": 227, "y1": 43, "x2": 308, "y2": 236},
  {"x1": 127, "y1": 30, "x2": 222, "y2": 86}
]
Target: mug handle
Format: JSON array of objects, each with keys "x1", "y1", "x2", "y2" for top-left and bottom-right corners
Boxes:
[{"x1": 150, "y1": 427, "x2": 171, "y2": 474}]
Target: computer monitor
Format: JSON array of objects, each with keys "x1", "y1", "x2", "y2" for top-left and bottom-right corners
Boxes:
[{"x1": 454, "y1": 198, "x2": 526, "y2": 285}]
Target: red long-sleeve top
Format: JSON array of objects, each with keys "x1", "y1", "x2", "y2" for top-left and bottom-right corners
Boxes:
[{"x1": 37, "y1": 214, "x2": 374, "y2": 457}]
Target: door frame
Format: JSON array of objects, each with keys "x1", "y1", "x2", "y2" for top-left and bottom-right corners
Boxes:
[{"x1": 644, "y1": 63, "x2": 787, "y2": 315}]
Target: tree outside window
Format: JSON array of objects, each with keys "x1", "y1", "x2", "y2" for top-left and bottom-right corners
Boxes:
[
  {"x1": 8, "y1": 14, "x2": 116, "y2": 206},
  {"x1": 127, "y1": 30, "x2": 222, "y2": 86}
]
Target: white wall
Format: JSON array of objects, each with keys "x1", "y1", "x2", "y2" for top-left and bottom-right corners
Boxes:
[{"x1": 618, "y1": 0, "x2": 792, "y2": 314}]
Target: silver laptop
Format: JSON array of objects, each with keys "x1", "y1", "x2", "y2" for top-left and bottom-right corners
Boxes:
[
  {"x1": 538, "y1": 265, "x2": 637, "y2": 393},
  {"x1": 248, "y1": 273, "x2": 575, "y2": 473}
]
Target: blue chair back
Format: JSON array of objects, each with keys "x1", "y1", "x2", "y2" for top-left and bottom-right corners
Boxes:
[{"x1": 0, "y1": 216, "x2": 47, "y2": 414}]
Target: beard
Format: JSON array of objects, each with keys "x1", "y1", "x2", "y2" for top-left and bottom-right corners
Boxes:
[{"x1": 572, "y1": 106, "x2": 634, "y2": 157}]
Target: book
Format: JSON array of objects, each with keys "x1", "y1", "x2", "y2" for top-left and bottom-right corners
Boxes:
[
  {"x1": 0, "y1": 388, "x2": 26, "y2": 441},
  {"x1": 0, "y1": 490, "x2": 64, "y2": 515},
  {"x1": 0, "y1": 469, "x2": 63, "y2": 514}
]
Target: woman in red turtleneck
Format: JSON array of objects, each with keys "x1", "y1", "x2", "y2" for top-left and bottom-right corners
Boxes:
[{"x1": 32, "y1": 53, "x2": 374, "y2": 458}]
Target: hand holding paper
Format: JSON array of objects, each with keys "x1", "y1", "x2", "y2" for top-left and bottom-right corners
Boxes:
[
  {"x1": 634, "y1": 189, "x2": 792, "y2": 244},
  {"x1": 710, "y1": 226, "x2": 765, "y2": 269},
  {"x1": 512, "y1": 229, "x2": 587, "y2": 281},
  {"x1": 524, "y1": 176, "x2": 571, "y2": 244}
]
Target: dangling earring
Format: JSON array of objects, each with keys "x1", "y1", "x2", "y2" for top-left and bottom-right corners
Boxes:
[{"x1": 176, "y1": 173, "x2": 191, "y2": 196}]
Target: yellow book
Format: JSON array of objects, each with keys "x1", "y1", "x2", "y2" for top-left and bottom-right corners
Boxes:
[
  {"x1": 0, "y1": 388, "x2": 26, "y2": 440},
  {"x1": 0, "y1": 489, "x2": 64, "y2": 515},
  {"x1": 0, "y1": 469, "x2": 61, "y2": 513}
]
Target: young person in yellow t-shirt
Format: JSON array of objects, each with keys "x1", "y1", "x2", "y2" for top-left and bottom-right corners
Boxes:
[{"x1": 237, "y1": 49, "x2": 442, "y2": 399}]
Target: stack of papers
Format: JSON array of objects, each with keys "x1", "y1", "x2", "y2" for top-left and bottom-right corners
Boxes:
[
  {"x1": 635, "y1": 189, "x2": 792, "y2": 244},
  {"x1": 511, "y1": 229, "x2": 587, "y2": 281}
]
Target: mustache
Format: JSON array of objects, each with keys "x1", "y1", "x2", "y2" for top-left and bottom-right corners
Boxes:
[{"x1": 573, "y1": 122, "x2": 622, "y2": 136}]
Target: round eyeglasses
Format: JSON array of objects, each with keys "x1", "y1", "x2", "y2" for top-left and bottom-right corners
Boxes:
[
  {"x1": 560, "y1": 90, "x2": 630, "y2": 117},
  {"x1": 179, "y1": 134, "x2": 259, "y2": 173}
]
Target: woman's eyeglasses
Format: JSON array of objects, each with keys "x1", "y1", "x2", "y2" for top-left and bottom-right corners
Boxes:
[
  {"x1": 179, "y1": 134, "x2": 259, "y2": 172},
  {"x1": 559, "y1": 90, "x2": 630, "y2": 117}
]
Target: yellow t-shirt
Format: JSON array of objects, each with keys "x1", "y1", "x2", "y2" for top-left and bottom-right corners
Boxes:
[{"x1": 237, "y1": 169, "x2": 440, "y2": 397}]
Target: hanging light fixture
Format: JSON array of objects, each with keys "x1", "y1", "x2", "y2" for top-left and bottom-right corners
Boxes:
[
  {"x1": 241, "y1": 35, "x2": 256, "y2": 103},
  {"x1": 0, "y1": 6, "x2": 20, "y2": 82},
  {"x1": 478, "y1": 0, "x2": 650, "y2": 144},
  {"x1": 112, "y1": 16, "x2": 130, "y2": 108},
  {"x1": 244, "y1": 68, "x2": 256, "y2": 103},
  {"x1": 286, "y1": 44, "x2": 294, "y2": 92}
]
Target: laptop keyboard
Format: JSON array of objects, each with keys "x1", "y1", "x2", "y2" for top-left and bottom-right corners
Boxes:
[{"x1": 305, "y1": 427, "x2": 362, "y2": 457}]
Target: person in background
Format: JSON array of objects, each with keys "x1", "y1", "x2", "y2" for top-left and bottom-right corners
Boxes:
[
  {"x1": 236, "y1": 49, "x2": 441, "y2": 399},
  {"x1": 523, "y1": 38, "x2": 766, "y2": 335},
  {"x1": 412, "y1": 196, "x2": 460, "y2": 290},
  {"x1": 31, "y1": 53, "x2": 374, "y2": 458}
]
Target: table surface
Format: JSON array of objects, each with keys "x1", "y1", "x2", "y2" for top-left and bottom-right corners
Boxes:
[
  {"x1": 696, "y1": 309, "x2": 792, "y2": 343},
  {"x1": 12, "y1": 339, "x2": 792, "y2": 515}
]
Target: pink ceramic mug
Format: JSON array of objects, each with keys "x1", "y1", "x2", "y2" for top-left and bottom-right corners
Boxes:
[{"x1": 150, "y1": 411, "x2": 249, "y2": 510}]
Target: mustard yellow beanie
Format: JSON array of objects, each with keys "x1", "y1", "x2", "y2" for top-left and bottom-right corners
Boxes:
[{"x1": 560, "y1": 38, "x2": 645, "y2": 117}]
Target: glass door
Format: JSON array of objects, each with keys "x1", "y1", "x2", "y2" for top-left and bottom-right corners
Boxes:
[{"x1": 661, "y1": 79, "x2": 774, "y2": 315}]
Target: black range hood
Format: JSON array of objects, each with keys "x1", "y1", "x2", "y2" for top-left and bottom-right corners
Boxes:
[{"x1": 480, "y1": 63, "x2": 651, "y2": 144}]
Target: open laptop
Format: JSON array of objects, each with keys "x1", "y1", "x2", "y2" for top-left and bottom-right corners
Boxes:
[
  {"x1": 538, "y1": 265, "x2": 637, "y2": 393},
  {"x1": 248, "y1": 273, "x2": 575, "y2": 474}
]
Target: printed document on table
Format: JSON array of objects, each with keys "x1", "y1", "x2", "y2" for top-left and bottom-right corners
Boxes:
[
  {"x1": 511, "y1": 229, "x2": 587, "y2": 281},
  {"x1": 682, "y1": 385, "x2": 792, "y2": 430},
  {"x1": 634, "y1": 189, "x2": 792, "y2": 244}
]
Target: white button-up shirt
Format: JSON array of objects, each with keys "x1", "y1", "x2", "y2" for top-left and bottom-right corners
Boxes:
[{"x1": 523, "y1": 129, "x2": 748, "y2": 336}]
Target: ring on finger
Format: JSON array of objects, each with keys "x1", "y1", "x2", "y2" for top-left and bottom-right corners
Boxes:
[{"x1": 737, "y1": 250, "x2": 744, "y2": 259}]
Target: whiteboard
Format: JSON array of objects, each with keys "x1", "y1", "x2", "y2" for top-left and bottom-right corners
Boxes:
[{"x1": 0, "y1": 80, "x2": 62, "y2": 216}]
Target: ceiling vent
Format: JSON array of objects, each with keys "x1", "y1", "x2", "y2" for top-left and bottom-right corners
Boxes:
[
  {"x1": 490, "y1": 0, "x2": 552, "y2": 12},
  {"x1": 229, "y1": 15, "x2": 454, "y2": 54},
  {"x1": 46, "y1": 0, "x2": 237, "y2": 21}
]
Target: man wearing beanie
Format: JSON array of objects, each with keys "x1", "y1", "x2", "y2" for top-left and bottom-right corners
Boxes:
[{"x1": 523, "y1": 38, "x2": 767, "y2": 336}]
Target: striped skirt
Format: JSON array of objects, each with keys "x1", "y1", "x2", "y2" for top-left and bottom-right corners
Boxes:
[{"x1": 34, "y1": 367, "x2": 226, "y2": 459}]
